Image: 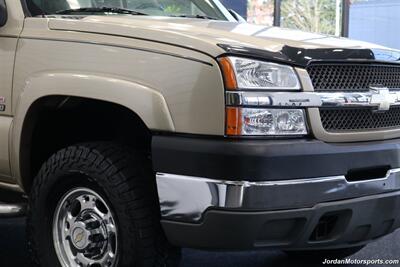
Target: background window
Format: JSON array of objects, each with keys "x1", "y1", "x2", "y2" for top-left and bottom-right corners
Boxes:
[
  {"x1": 280, "y1": 0, "x2": 342, "y2": 35},
  {"x1": 222, "y1": 0, "x2": 343, "y2": 35},
  {"x1": 247, "y1": 0, "x2": 274, "y2": 26},
  {"x1": 349, "y1": 0, "x2": 400, "y2": 49},
  {"x1": 204, "y1": 0, "x2": 400, "y2": 50},
  {"x1": 221, "y1": 0, "x2": 248, "y2": 19}
]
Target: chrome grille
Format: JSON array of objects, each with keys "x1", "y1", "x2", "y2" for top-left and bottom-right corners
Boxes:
[
  {"x1": 307, "y1": 63, "x2": 400, "y2": 133},
  {"x1": 307, "y1": 64, "x2": 400, "y2": 92},
  {"x1": 320, "y1": 107, "x2": 400, "y2": 131}
]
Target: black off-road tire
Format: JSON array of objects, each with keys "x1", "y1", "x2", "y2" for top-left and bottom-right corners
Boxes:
[{"x1": 27, "y1": 142, "x2": 181, "y2": 267}]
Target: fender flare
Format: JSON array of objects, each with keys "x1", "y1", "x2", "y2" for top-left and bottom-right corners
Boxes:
[{"x1": 11, "y1": 72, "x2": 175, "y2": 189}]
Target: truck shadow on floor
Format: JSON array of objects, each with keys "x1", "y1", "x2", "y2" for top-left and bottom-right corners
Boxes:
[
  {"x1": 182, "y1": 249, "x2": 367, "y2": 267},
  {"x1": 0, "y1": 218, "x2": 395, "y2": 267}
]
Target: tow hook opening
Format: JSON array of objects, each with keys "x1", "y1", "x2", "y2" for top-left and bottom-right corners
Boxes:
[
  {"x1": 309, "y1": 210, "x2": 352, "y2": 243},
  {"x1": 345, "y1": 165, "x2": 391, "y2": 182},
  {"x1": 310, "y1": 214, "x2": 338, "y2": 242}
]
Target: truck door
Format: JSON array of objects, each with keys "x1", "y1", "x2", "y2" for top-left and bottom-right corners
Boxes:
[{"x1": 0, "y1": 0, "x2": 24, "y2": 182}]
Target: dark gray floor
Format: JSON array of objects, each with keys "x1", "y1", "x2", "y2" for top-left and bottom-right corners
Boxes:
[{"x1": 0, "y1": 217, "x2": 398, "y2": 267}]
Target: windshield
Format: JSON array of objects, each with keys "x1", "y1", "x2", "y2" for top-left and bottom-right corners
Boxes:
[{"x1": 28, "y1": 0, "x2": 233, "y2": 20}]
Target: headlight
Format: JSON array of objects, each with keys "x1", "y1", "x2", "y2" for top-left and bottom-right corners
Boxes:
[
  {"x1": 220, "y1": 56, "x2": 308, "y2": 136},
  {"x1": 226, "y1": 107, "x2": 307, "y2": 136},
  {"x1": 219, "y1": 57, "x2": 300, "y2": 90}
]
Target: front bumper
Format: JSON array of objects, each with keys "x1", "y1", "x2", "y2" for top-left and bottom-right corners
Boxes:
[
  {"x1": 161, "y1": 191, "x2": 400, "y2": 250},
  {"x1": 152, "y1": 135, "x2": 400, "y2": 249},
  {"x1": 156, "y1": 170, "x2": 400, "y2": 222}
]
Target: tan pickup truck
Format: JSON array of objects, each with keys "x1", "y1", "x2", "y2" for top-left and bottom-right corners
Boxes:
[{"x1": 1, "y1": 0, "x2": 400, "y2": 266}]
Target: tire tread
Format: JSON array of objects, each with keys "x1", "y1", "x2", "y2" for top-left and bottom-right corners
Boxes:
[{"x1": 27, "y1": 142, "x2": 180, "y2": 267}]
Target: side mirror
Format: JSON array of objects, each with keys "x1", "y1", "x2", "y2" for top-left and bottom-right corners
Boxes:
[
  {"x1": 0, "y1": 0, "x2": 7, "y2": 27},
  {"x1": 228, "y1": 9, "x2": 246, "y2": 23}
]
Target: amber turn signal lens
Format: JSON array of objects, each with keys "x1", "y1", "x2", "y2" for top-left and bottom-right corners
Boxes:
[
  {"x1": 219, "y1": 57, "x2": 238, "y2": 90},
  {"x1": 226, "y1": 107, "x2": 242, "y2": 136}
]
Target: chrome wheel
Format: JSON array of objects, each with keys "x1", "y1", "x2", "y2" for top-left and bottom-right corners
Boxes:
[{"x1": 53, "y1": 188, "x2": 118, "y2": 267}]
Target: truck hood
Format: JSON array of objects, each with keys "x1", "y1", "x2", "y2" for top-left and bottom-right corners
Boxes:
[{"x1": 48, "y1": 16, "x2": 400, "y2": 66}]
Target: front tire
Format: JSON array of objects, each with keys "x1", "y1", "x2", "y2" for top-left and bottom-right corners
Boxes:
[{"x1": 27, "y1": 142, "x2": 180, "y2": 267}]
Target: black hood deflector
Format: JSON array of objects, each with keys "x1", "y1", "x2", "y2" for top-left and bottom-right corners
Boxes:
[{"x1": 218, "y1": 44, "x2": 400, "y2": 67}]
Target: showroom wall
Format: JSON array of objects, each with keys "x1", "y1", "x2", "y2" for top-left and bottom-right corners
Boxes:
[
  {"x1": 349, "y1": 0, "x2": 400, "y2": 50},
  {"x1": 221, "y1": 0, "x2": 400, "y2": 50}
]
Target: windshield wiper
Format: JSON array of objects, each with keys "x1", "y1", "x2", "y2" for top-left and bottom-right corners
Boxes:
[
  {"x1": 170, "y1": 14, "x2": 219, "y2": 20},
  {"x1": 55, "y1": 7, "x2": 148, "y2": 16}
]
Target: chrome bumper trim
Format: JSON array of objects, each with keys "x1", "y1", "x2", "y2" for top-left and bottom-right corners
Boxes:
[
  {"x1": 226, "y1": 89, "x2": 400, "y2": 110},
  {"x1": 156, "y1": 169, "x2": 400, "y2": 222},
  {"x1": 0, "y1": 203, "x2": 26, "y2": 217}
]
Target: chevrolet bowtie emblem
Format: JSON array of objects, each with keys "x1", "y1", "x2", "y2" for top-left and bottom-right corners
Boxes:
[
  {"x1": 74, "y1": 231, "x2": 84, "y2": 244},
  {"x1": 369, "y1": 86, "x2": 393, "y2": 111}
]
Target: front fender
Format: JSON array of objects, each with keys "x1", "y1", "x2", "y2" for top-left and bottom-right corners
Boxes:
[{"x1": 11, "y1": 72, "x2": 175, "y2": 188}]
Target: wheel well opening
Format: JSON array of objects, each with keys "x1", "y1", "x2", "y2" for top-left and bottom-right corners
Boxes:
[{"x1": 20, "y1": 96, "x2": 151, "y2": 191}]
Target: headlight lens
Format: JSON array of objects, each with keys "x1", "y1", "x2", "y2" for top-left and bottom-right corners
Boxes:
[
  {"x1": 222, "y1": 57, "x2": 300, "y2": 90},
  {"x1": 220, "y1": 56, "x2": 307, "y2": 136},
  {"x1": 226, "y1": 107, "x2": 307, "y2": 136}
]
